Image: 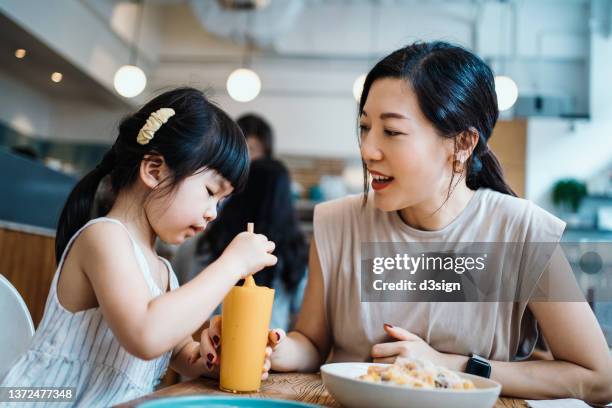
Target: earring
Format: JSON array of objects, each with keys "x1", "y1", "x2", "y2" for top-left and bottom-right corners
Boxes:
[{"x1": 453, "y1": 158, "x2": 464, "y2": 174}]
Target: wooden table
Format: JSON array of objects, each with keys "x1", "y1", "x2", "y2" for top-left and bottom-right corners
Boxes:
[{"x1": 117, "y1": 373, "x2": 527, "y2": 407}]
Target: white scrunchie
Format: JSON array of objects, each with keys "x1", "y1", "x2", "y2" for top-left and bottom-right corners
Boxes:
[{"x1": 136, "y1": 108, "x2": 176, "y2": 145}]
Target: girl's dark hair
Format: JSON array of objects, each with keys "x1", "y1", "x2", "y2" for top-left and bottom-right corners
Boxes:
[
  {"x1": 237, "y1": 113, "x2": 274, "y2": 158},
  {"x1": 55, "y1": 87, "x2": 249, "y2": 263},
  {"x1": 196, "y1": 158, "x2": 307, "y2": 292},
  {"x1": 359, "y1": 41, "x2": 516, "y2": 200}
]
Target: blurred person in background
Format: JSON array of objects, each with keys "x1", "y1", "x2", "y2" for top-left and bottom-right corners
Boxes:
[
  {"x1": 238, "y1": 113, "x2": 274, "y2": 161},
  {"x1": 173, "y1": 114, "x2": 308, "y2": 331}
]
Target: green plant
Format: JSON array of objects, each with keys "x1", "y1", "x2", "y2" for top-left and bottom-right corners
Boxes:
[{"x1": 552, "y1": 179, "x2": 587, "y2": 213}]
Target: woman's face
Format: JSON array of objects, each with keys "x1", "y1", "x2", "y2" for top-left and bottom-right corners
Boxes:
[
  {"x1": 246, "y1": 135, "x2": 266, "y2": 161},
  {"x1": 359, "y1": 78, "x2": 454, "y2": 212}
]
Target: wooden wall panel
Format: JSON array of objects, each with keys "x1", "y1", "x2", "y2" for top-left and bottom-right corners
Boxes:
[
  {"x1": 488, "y1": 119, "x2": 527, "y2": 198},
  {"x1": 0, "y1": 228, "x2": 56, "y2": 327}
]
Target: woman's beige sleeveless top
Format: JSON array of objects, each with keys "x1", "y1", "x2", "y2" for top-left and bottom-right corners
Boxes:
[{"x1": 313, "y1": 188, "x2": 565, "y2": 363}]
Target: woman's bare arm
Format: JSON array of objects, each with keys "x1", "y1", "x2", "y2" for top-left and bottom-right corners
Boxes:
[{"x1": 271, "y1": 238, "x2": 332, "y2": 372}]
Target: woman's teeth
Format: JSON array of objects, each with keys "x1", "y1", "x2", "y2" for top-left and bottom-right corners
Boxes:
[
  {"x1": 373, "y1": 174, "x2": 392, "y2": 182},
  {"x1": 371, "y1": 173, "x2": 394, "y2": 190}
]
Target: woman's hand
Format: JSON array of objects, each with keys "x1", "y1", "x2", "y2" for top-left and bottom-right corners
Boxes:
[
  {"x1": 200, "y1": 315, "x2": 286, "y2": 379},
  {"x1": 371, "y1": 323, "x2": 445, "y2": 366},
  {"x1": 262, "y1": 329, "x2": 287, "y2": 379},
  {"x1": 220, "y1": 231, "x2": 277, "y2": 280}
]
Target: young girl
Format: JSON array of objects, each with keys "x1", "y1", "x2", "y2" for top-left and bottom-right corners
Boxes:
[
  {"x1": 205, "y1": 43, "x2": 612, "y2": 404},
  {"x1": 173, "y1": 157, "x2": 308, "y2": 331},
  {"x1": 0, "y1": 87, "x2": 277, "y2": 406}
]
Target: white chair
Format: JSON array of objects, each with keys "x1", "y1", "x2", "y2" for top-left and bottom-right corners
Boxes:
[{"x1": 0, "y1": 274, "x2": 34, "y2": 379}]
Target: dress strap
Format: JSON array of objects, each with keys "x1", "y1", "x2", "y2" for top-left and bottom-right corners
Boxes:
[
  {"x1": 53, "y1": 217, "x2": 161, "y2": 296},
  {"x1": 159, "y1": 257, "x2": 179, "y2": 291}
]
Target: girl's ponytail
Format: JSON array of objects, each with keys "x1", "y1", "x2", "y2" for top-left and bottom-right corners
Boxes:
[
  {"x1": 467, "y1": 146, "x2": 516, "y2": 197},
  {"x1": 53, "y1": 87, "x2": 250, "y2": 264},
  {"x1": 55, "y1": 148, "x2": 116, "y2": 264}
]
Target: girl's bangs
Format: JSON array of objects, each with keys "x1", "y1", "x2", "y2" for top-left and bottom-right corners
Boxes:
[{"x1": 196, "y1": 113, "x2": 250, "y2": 191}]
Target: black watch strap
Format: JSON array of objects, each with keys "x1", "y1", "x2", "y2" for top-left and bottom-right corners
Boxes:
[{"x1": 465, "y1": 354, "x2": 491, "y2": 378}]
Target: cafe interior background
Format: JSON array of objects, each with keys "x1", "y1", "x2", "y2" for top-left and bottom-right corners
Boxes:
[{"x1": 1, "y1": 0, "x2": 611, "y2": 385}]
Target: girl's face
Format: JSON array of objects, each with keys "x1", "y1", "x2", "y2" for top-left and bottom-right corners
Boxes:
[
  {"x1": 359, "y1": 78, "x2": 454, "y2": 212},
  {"x1": 148, "y1": 169, "x2": 233, "y2": 244}
]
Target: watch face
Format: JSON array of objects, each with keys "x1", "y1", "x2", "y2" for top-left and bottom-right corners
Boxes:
[{"x1": 467, "y1": 357, "x2": 491, "y2": 378}]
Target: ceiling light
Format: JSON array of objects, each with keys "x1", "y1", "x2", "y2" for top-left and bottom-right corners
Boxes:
[
  {"x1": 494, "y1": 75, "x2": 519, "y2": 111},
  {"x1": 353, "y1": 73, "x2": 367, "y2": 102},
  {"x1": 51, "y1": 72, "x2": 63, "y2": 83},
  {"x1": 226, "y1": 68, "x2": 261, "y2": 103},
  {"x1": 113, "y1": 0, "x2": 147, "y2": 98},
  {"x1": 113, "y1": 65, "x2": 146, "y2": 98}
]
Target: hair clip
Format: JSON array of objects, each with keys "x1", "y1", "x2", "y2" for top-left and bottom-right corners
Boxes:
[{"x1": 136, "y1": 108, "x2": 175, "y2": 145}]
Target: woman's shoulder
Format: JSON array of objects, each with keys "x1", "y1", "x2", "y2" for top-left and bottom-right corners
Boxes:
[
  {"x1": 313, "y1": 194, "x2": 363, "y2": 223},
  {"x1": 478, "y1": 188, "x2": 566, "y2": 242},
  {"x1": 479, "y1": 187, "x2": 528, "y2": 213},
  {"x1": 312, "y1": 194, "x2": 364, "y2": 249},
  {"x1": 479, "y1": 188, "x2": 549, "y2": 219}
]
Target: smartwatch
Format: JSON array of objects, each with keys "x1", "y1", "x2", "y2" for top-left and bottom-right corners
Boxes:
[{"x1": 465, "y1": 354, "x2": 491, "y2": 378}]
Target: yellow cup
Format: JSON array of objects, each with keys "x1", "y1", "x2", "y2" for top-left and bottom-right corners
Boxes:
[{"x1": 220, "y1": 276, "x2": 275, "y2": 393}]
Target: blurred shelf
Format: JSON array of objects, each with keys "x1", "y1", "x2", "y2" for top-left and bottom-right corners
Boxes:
[
  {"x1": 295, "y1": 199, "x2": 319, "y2": 210},
  {"x1": 584, "y1": 194, "x2": 612, "y2": 200},
  {"x1": 565, "y1": 227, "x2": 612, "y2": 233}
]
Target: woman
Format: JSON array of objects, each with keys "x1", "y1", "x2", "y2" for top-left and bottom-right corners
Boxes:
[
  {"x1": 237, "y1": 113, "x2": 274, "y2": 161},
  {"x1": 204, "y1": 42, "x2": 612, "y2": 403}
]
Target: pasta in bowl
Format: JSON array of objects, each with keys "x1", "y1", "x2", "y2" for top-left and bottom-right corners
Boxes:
[
  {"x1": 321, "y1": 358, "x2": 500, "y2": 408},
  {"x1": 358, "y1": 358, "x2": 475, "y2": 390}
]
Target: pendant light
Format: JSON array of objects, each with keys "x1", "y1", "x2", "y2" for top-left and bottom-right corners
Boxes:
[
  {"x1": 114, "y1": 0, "x2": 147, "y2": 98},
  {"x1": 226, "y1": 12, "x2": 261, "y2": 103},
  {"x1": 353, "y1": 2, "x2": 380, "y2": 102},
  {"x1": 495, "y1": 75, "x2": 519, "y2": 111},
  {"x1": 493, "y1": 0, "x2": 518, "y2": 111},
  {"x1": 352, "y1": 74, "x2": 367, "y2": 102}
]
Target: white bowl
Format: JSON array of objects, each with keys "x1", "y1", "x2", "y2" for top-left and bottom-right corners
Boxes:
[{"x1": 321, "y1": 362, "x2": 501, "y2": 408}]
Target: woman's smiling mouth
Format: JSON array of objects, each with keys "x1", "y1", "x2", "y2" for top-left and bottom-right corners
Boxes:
[{"x1": 369, "y1": 169, "x2": 394, "y2": 191}]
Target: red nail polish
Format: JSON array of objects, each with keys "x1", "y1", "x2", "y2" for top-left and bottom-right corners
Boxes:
[
  {"x1": 207, "y1": 353, "x2": 214, "y2": 362},
  {"x1": 384, "y1": 323, "x2": 393, "y2": 329},
  {"x1": 213, "y1": 335, "x2": 220, "y2": 346}
]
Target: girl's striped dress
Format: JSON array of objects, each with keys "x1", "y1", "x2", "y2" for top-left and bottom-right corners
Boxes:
[{"x1": 0, "y1": 217, "x2": 179, "y2": 407}]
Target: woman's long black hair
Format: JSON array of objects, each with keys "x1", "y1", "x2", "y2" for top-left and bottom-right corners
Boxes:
[
  {"x1": 196, "y1": 158, "x2": 307, "y2": 292},
  {"x1": 55, "y1": 87, "x2": 250, "y2": 263},
  {"x1": 359, "y1": 41, "x2": 516, "y2": 200}
]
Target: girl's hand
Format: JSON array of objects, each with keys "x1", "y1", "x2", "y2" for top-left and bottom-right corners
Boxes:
[
  {"x1": 221, "y1": 231, "x2": 277, "y2": 280},
  {"x1": 371, "y1": 323, "x2": 445, "y2": 365},
  {"x1": 201, "y1": 315, "x2": 286, "y2": 379},
  {"x1": 181, "y1": 341, "x2": 209, "y2": 375}
]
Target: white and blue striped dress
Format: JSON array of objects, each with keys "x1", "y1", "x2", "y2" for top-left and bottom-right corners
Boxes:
[{"x1": 0, "y1": 217, "x2": 180, "y2": 407}]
